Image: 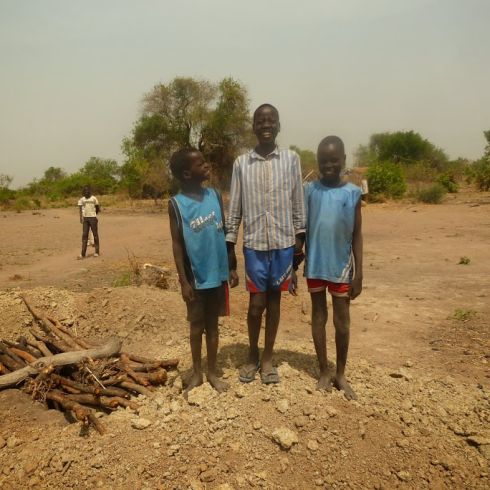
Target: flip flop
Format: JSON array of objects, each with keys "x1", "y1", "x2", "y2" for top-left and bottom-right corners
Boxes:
[
  {"x1": 260, "y1": 367, "x2": 280, "y2": 385},
  {"x1": 239, "y1": 362, "x2": 260, "y2": 383}
]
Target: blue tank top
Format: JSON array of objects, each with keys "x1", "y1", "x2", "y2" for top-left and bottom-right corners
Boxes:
[
  {"x1": 304, "y1": 181, "x2": 361, "y2": 283},
  {"x1": 171, "y1": 188, "x2": 229, "y2": 290}
]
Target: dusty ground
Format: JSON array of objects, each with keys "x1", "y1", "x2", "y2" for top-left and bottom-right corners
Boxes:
[{"x1": 0, "y1": 191, "x2": 489, "y2": 489}]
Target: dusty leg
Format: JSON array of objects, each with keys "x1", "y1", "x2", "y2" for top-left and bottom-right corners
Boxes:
[
  {"x1": 311, "y1": 290, "x2": 331, "y2": 391},
  {"x1": 260, "y1": 290, "x2": 281, "y2": 377},
  {"x1": 184, "y1": 321, "x2": 204, "y2": 395},
  {"x1": 81, "y1": 219, "x2": 89, "y2": 257},
  {"x1": 239, "y1": 292, "x2": 266, "y2": 379},
  {"x1": 332, "y1": 296, "x2": 357, "y2": 400},
  {"x1": 205, "y1": 311, "x2": 228, "y2": 393},
  {"x1": 90, "y1": 218, "x2": 100, "y2": 255}
]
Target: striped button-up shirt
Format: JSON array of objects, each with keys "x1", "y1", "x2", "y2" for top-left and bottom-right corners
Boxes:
[{"x1": 225, "y1": 147, "x2": 306, "y2": 251}]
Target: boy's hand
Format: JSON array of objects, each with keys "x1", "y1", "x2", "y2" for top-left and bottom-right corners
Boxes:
[
  {"x1": 229, "y1": 270, "x2": 239, "y2": 288},
  {"x1": 180, "y1": 280, "x2": 195, "y2": 302},
  {"x1": 80, "y1": 217, "x2": 83, "y2": 224},
  {"x1": 289, "y1": 269, "x2": 298, "y2": 296},
  {"x1": 350, "y1": 277, "x2": 362, "y2": 299},
  {"x1": 294, "y1": 235, "x2": 304, "y2": 254}
]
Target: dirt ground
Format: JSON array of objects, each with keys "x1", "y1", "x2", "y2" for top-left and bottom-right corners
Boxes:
[{"x1": 0, "y1": 191, "x2": 489, "y2": 489}]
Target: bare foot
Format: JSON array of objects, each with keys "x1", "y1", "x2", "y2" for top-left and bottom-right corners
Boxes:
[
  {"x1": 207, "y1": 373, "x2": 229, "y2": 393},
  {"x1": 333, "y1": 375, "x2": 357, "y2": 400},
  {"x1": 317, "y1": 373, "x2": 333, "y2": 392},
  {"x1": 183, "y1": 372, "x2": 203, "y2": 396}
]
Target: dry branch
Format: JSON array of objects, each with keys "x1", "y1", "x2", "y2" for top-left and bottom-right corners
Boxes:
[{"x1": 0, "y1": 337, "x2": 122, "y2": 389}]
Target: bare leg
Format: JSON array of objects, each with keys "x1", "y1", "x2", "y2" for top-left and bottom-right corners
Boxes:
[
  {"x1": 81, "y1": 219, "x2": 89, "y2": 257},
  {"x1": 332, "y1": 296, "x2": 357, "y2": 400},
  {"x1": 184, "y1": 321, "x2": 204, "y2": 395},
  {"x1": 260, "y1": 290, "x2": 281, "y2": 376},
  {"x1": 239, "y1": 292, "x2": 266, "y2": 379},
  {"x1": 311, "y1": 290, "x2": 331, "y2": 391},
  {"x1": 205, "y1": 312, "x2": 228, "y2": 393}
]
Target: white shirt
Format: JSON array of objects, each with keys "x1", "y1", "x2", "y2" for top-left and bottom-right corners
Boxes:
[{"x1": 78, "y1": 195, "x2": 99, "y2": 218}]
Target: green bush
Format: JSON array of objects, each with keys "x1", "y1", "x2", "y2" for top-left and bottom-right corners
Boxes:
[
  {"x1": 438, "y1": 173, "x2": 458, "y2": 193},
  {"x1": 366, "y1": 162, "x2": 407, "y2": 199},
  {"x1": 472, "y1": 158, "x2": 490, "y2": 191},
  {"x1": 13, "y1": 197, "x2": 32, "y2": 212},
  {"x1": 417, "y1": 184, "x2": 446, "y2": 204}
]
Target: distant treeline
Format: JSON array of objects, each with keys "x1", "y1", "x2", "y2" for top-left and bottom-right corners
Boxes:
[{"x1": 0, "y1": 76, "x2": 489, "y2": 210}]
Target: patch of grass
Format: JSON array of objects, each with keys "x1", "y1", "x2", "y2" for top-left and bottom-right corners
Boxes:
[
  {"x1": 112, "y1": 271, "x2": 132, "y2": 287},
  {"x1": 453, "y1": 308, "x2": 477, "y2": 322},
  {"x1": 458, "y1": 256, "x2": 471, "y2": 265},
  {"x1": 417, "y1": 184, "x2": 446, "y2": 204}
]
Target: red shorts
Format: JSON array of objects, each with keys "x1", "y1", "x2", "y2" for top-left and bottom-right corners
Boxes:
[{"x1": 306, "y1": 278, "x2": 350, "y2": 297}]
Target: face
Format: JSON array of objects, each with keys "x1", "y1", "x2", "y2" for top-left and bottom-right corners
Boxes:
[
  {"x1": 253, "y1": 106, "x2": 280, "y2": 145},
  {"x1": 317, "y1": 143, "x2": 346, "y2": 184},
  {"x1": 183, "y1": 151, "x2": 210, "y2": 182},
  {"x1": 83, "y1": 187, "x2": 91, "y2": 198}
]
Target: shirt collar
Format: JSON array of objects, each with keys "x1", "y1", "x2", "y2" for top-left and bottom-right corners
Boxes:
[{"x1": 249, "y1": 146, "x2": 280, "y2": 161}]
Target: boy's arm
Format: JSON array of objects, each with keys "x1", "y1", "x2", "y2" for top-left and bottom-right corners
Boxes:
[
  {"x1": 351, "y1": 198, "x2": 363, "y2": 299},
  {"x1": 225, "y1": 159, "x2": 242, "y2": 276},
  {"x1": 215, "y1": 189, "x2": 239, "y2": 288},
  {"x1": 291, "y1": 153, "x2": 306, "y2": 253},
  {"x1": 78, "y1": 205, "x2": 83, "y2": 224},
  {"x1": 94, "y1": 196, "x2": 100, "y2": 214},
  {"x1": 168, "y1": 201, "x2": 194, "y2": 302}
]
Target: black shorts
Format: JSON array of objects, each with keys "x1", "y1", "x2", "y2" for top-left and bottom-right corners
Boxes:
[{"x1": 186, "y1": 283, "x2": 229, "y2": 323}]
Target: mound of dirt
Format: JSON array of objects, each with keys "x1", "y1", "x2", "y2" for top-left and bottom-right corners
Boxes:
[{"x1": 0, "y1": 287, "x2": 488, "y2": 489}]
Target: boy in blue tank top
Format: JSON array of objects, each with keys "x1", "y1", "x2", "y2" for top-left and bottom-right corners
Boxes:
[
  {"x1": 168, "y1": 148, "x2": 238, "y2": 396},
  {"x1": 304, "y1": 136, "x2": 363, "y2": 400}
]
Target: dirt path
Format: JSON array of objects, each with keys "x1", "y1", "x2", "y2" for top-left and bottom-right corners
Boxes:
[{"x1": 0, "y1": 195, "x2": 489, "y2": 489}]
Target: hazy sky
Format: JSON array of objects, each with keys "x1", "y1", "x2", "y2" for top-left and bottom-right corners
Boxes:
[{"x1": 1, "y1": 0, "x2": 489, "y2": 187}]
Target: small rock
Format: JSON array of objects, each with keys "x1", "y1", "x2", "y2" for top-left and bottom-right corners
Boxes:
[
  {"x1": 397, "y1": 471, "x2": 411, "y2": 482},
  {"x1": 200, "y1": 468, "x2": 218, "y2": 483},
  {"x1": 187, "y1": 383, "x2": 216, "y2": 407},
  {"x1": 6, "y1": 436, "x2": 20, "y2": 449},
  {"x1": 131, "y1": 418, "x2": 152, "y2": 430},
  {"x1": 253, "y1": 421, "x2": 262, "y2": 430},
  {"x1": 272, "y1": 427, "x2": 299, "y2": 450},
  {"x1": 0, "y1": 436, "x2": 6, "y2": 449},
  {"x1": 325, "y1": 407, "x2": 338, "y2": 418},
  {"x1": 24, "y1": 460, "x2": 38, "y2": 475},
  {"x1": 401, "y1": 400, "x2": 412, "y2": 411},
  {"x1": 276, "y1": 399, "x2": 289, "y2": 414},
  {"x1": 294, "y1": 416, "x2": 309, "y2": 428},
  {"x1": 467, "y1": 436, "x2": 490, "y2": 447},
  {"x1": 307, "y1": 439, "x2": 319, "y2": 451}
]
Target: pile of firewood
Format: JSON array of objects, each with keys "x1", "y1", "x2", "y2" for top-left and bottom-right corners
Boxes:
[{"x1": 0, "y1": 296, "x2": 178, "y2": 434}]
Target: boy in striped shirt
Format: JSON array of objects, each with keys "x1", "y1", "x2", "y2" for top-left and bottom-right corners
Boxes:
[{"x1": 226, "y1": 104, "x2": 306, "y2": 384}]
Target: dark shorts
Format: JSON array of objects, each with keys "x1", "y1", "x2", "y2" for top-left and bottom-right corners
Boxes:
[
  {"x1": 243, "y1": 246, "x2": 294, "y2": 293},
  {"x1": 186, "y1": 282, "x2": 229, "y2": 323}
]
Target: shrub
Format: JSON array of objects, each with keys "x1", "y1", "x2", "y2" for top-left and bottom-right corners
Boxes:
[
  {"x1": 458, "y1": 256, "x2": 470, "y2": 265},
  {"x1": 417, "y1": 184, "x2": 446, "y2": 204},
  {"x1": 13, "y1": 197, "x2": 32, "y2": 212},
  {"x1": 438, "y1": 173, "x2": 458, "y2": 193},
  {"x1": 472, "y1": 157, "x2": 490, "y2": 191},
  {"x1": 366, "y1": 162, "x2": 407, "y2": 199},
  {"x1": 453, "y1": 308, "x2": 476, "y2": 322}
]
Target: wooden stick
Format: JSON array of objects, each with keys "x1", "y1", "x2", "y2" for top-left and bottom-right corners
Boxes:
[
  {"x1": 45, "y1": 390, "x2": 106, "y2": 435},
  {"x1": 26, "y1": 339, "x2": 53, "y2": 357},
  {"x1": 0, "y1": 362, "x2": 9, "y2": 374},
  {"x1": 118, "y1": 381, "x2": 152, "y2": 397},
  {"x1": 122, "y1": 353, "x2": 179, "y2": 369},
  {"x1": 22, "y1": 297, "x2": 81, "y2": 351},
  {"x1": 5, "y1": 339, "x2": 42, "y2": 359},
  {"x1": 29, "y1": 329, "x2": 69, "y2": 354},
  {"x1": 0, "y1": 342, "x2": 26, "y2": 366},
  {"x1": 0, "y1": 354, "x2": 24, "y2": 372},
  {"x1": 119, "y1": 354, "x2": 150, "y2": 386},
  {"x1": 0, "y1": 337, "x2": 122, "y2": 390},
  {"x1": 64, "y1": 394, "x2": 139, "y2": 411},
  {"x1": 139, "y1": 369, "x2": 167, "y2": 385},
  {"x1": 9, "y1": 347, "x2": 37, "y2": 364},
  {"x1": 47, "y1": 316, "x2": 91, "y2": 350}
]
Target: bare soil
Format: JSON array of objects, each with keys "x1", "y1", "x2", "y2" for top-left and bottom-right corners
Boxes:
[{"x1": 0, "y1": 191, "x2": 489, "y2": 489}]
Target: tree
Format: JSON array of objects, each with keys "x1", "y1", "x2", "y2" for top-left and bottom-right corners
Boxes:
[
  {"x1": 121, "y1": 76, "x2": 251, "y2": 196},
  {"x1": 42, "y1": 167, "x2": 66, "y2": 183},
  {"x1": 289, "y1": 145, "x2": 317, "y2": 178},
  {"x1": 79, "y1": 157, "x2": 120, "y2": 194},
  {"x1": 0, "y1": 174, "x2": 13, "y2": 189},
  {"x1": 355, "y1": 131, "x2": 448, "y2": 168}
]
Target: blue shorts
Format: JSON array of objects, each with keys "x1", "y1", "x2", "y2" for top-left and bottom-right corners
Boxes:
[{"x1": 243, "y1": 247, "x2": 294, "y2": 293}]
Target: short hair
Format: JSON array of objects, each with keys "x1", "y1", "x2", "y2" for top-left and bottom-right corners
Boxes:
[
  {"x1": 253, "y1": 103, "x2": 279, "y2": 123},
  {"x1": 169, "y1": 147, "x2": 199, "y2": 181},
  {"x1": 82, "y1": 185, "x2": 91, "y2": 194},
  {"x1": 317, "y1": 135, "x2": 345, "y2": 154}
]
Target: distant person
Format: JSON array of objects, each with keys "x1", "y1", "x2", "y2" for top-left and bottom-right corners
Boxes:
[
  {"x1": 168, "y1": 147, "x2": 238, "y2": 396},
  {"x1": 304, "y1": 136, "x2": 363, "y2": 400},
  {"x1": 77, "y1": 186, "x2": 100, "y2": 259},
  {"x1": 226, "y1": 103, "x2": 306, "y2": 385}
]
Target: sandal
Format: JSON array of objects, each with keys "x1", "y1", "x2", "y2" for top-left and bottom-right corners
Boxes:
[
  {"x1": 260, "y1": 367, "x2": 280, "y2": 385},
  {"x1": 239, "y1": 362, "x2": 260, "y2": 383}
]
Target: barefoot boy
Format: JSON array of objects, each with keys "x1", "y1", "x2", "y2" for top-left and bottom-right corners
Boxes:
[
  {"x1": 78, "y1": 186, "x2": 100, "y2": 259},
  {"x1": 304, "y1": 136, "x2": 363, "y2": 400},
  {"x1": 169, "y1": 148, "x2": 238, "y2": 395},
  {"x1": 226, "y1": 104, "x2": 306, "y2": 384}
]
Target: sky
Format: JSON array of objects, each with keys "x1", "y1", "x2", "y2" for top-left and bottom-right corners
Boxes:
[{"x1": 1, "y1": 0, "x2": 489, "y2": 187}]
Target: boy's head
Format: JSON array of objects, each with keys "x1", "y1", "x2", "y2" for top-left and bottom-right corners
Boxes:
[
  {"x1": 82, "y1": 186, "x2": 91, "y2": 198},
  {"x1": 253, "y1": 104, "x2": 280, "y2": 145},
  {"x1": 317, "y1": 136, "x2": 346, "y2": 185},
  {"x1": 169, "y1": 147, "x2": 209, "y2": 183}
]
